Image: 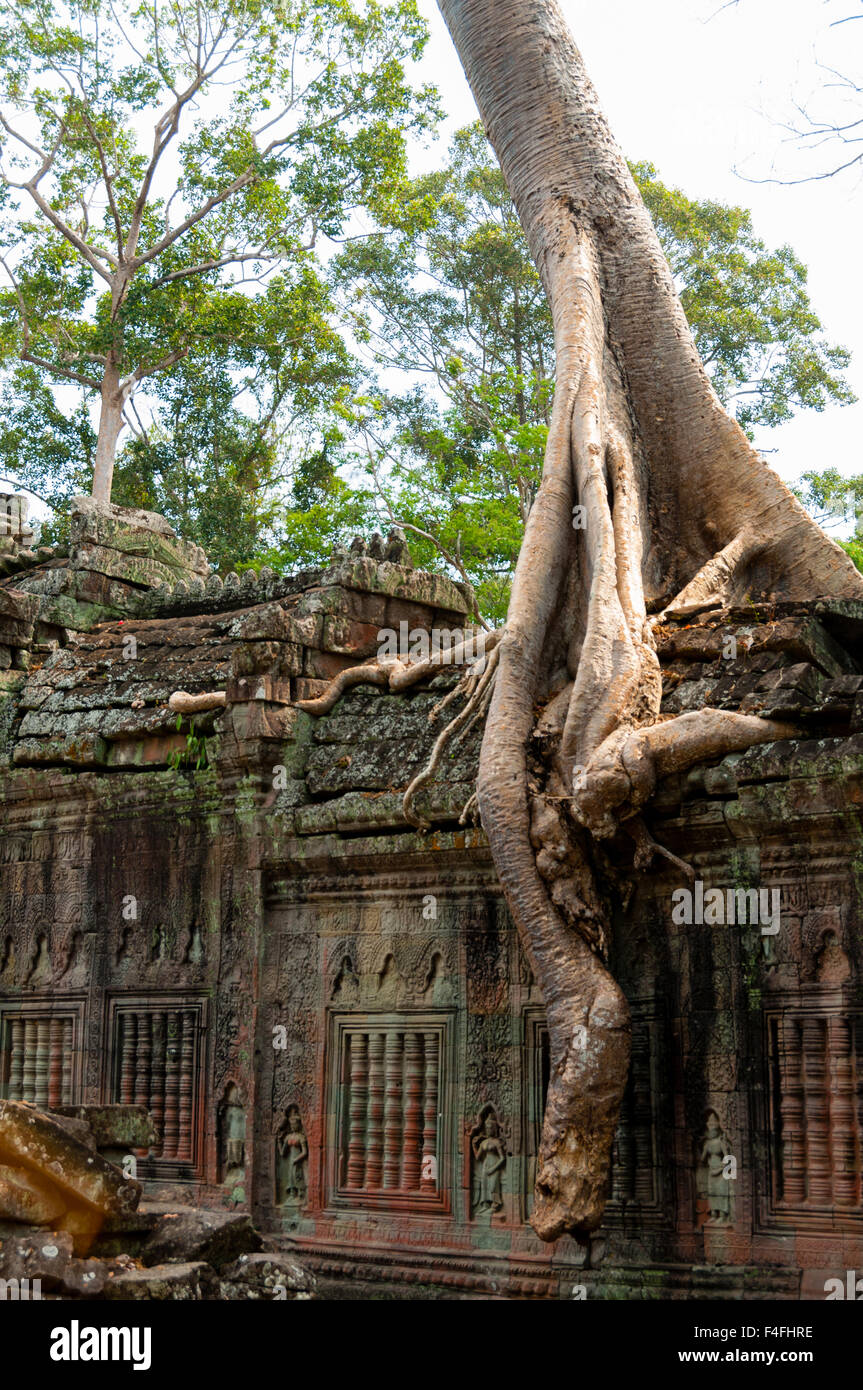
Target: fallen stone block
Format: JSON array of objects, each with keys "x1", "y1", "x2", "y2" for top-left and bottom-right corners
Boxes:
[
  {"x1": 102, "y1": 1260, "x2": 215, "y2": 1300},
  {"x1": 0, "y1": 1101, "x2": 141, "y2": 1253},
  {"x1": 217, "y1": 1252, "x2": 316, "y2": 1300},
  {"x1": 48, "y1": 1105, "x2": 155, "y2": 1155},
  {"x1": 0, "y1": 1226, "x2": 74, "y2": 1292},
  {"x1": 141, "y1": 1208, "x2": 263, "y2": 1270},
  {"x1": 0, "y1": 1225, "x2": 137, "y2": 1298},
  {"x1": 0, "y1": 1164, "x2": 67, "y2": 1225}
]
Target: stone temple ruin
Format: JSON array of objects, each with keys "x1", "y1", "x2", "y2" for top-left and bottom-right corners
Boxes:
[{"x1": 1, "y1": 495, "x2": 863, "y2": 1298}]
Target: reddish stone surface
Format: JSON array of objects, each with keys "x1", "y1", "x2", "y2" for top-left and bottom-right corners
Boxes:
[{"x1": 2, "y1": 512, "x2": 863, "y2": 1297}]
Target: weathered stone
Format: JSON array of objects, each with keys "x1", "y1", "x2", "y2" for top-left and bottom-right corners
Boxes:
[
  {"x1": 0, "y1": 1164, "x2": 68, "y2": 1224},
  {"x1": 293, "y1": 677, "x2": 329, "y2": 702},
  {"x1": 12, "y1": 733, "x2": 109, "y2": 767},
  {"x1": 0, "y1": 588, "x2": 40, "y2": 623},
  {"x1": 4, "y1": 526, "x2": 863, "y2": 1302},
  {"x1": 141, "y1": 1209, "x2": 263, "y2": 1269},
  {"x1": 217, "y1": 1252, "x2": 316, "y2": 1299},
  {"x1": 0, "y1": 1225, "x2": 122, "y2": 1296},
  {"x1": 102, "y1": 1260, "x2": 215, "y2": 1300},
  {"x1": 70, "y1": 497, "x2": 208, "y2": 579},
  {"x1": 231, "y1": 603, "x2": 294, "y2": 641},
  {"x1": 0, "y1": 1102, "x2": 141, "y2": 1253},
  {"x1": 303, "y1": 647, "x2": 357, "y2": 680},
  {"x1": 73, "y1": 543, "x2": 198, "y2": 592},
  {"x1": 49, "y1": 1106, "x2": 155, "y2": 1152},
  {"x1": 322, "y1": 614, "x2": 382, "y2": 657}
]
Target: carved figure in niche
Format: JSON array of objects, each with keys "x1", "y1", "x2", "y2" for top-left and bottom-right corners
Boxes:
[
  {"x1": 115, "y1": 925, "x2": 131, "y2": 966},
  {"x1": 422, "y1": 951, "x2": 446, "y2": 1004},
  {"x1": 276, "y1": 1105, "x2": 308, "y2": 1206},
  {"x1": 182, "y1": 922, "x2": 205, "y2": 965},
  {"x1": 331, "y1": 954, "x2": 358, "y2": 1001},
  {"x1": 815, "y1": 930, "x2": 851, "y2": 986},
  {"x1": 696, "y1": 1111, "x2": 734, "y2": 1226},
  {"x1": 59, "y1": 931, "x2": 83, "y2": 979},
  {"x1": 25, "y1": 933, "x2": 51, "y2": 986},
  {"x1": 471, "y1": 1105, "x2": 506, "y2": 1215},
  {"x1": 219, "y1": 1083, "x2": 246, "y2": 1199},
  {"x1": 376, "y1": 952, "x2": 399, "y2": 1002},
  {"x1": 150, "y1": 923, "x2": 169, "y2": 962}
]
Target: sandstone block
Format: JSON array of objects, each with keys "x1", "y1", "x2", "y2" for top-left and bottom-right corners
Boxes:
[
  {"x1": 141, "y1": 1209, "x2": 263, "y2": 1270},
  {"x1": 0, "y1": 1101, "x2": 141, "y2": 1253},
  {"x1": 102, "y1": 1260, "x2": 215, "y2": 1300},
  {"x1": 217, "y1": 1251, "x2": 316, "y2": 1300}
]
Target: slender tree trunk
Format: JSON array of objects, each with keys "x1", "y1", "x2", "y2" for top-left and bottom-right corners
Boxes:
[
  {"x1": 436, "y1": 0, "x2": 863, "y2": 1241},
  {"x1": 91, "y1": 354, "x2": 125, "y2": 505}
]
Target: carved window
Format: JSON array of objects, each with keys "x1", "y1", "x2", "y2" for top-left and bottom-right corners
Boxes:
[
  {"x1": 767, "y1": 1010, "x2": 863, "y2": 1217},
  {"x1": 0, "y1": 1004, "x2": 83, "y2": 1105},
  {"x1": 328, "y1": 1014, "x2": 450, "y2": 1213},
  {"x1": 524, "y1": 1005, "x2": 666, "y2": 1220},
  {"x1": 108, "y1": 999, "x2": 206, "y2": 1175}
]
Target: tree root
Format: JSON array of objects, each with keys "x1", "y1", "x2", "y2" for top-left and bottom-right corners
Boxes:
[
  {"x1": 168, "y1": 690, "x2": 226, "y2": 713},
  {"x1": 294, "y1": 629, "x2": 502, "y2": 716},
  {"x1": 402, "y1": 644, "x2": 499, "y2": 828},
  {"x1": 531, "y1": 936, "x2": 630, "y2": 1241},
  {"x1": 571, "y1": 708, "x2": 797, "y2": 841},
  {"x1": 434, "y1": 0, "x2": 863, "y2": 1247},
  {"x1": 625, "y1": 815, "x2": 695, "y2": 878},
  {"x1": 660, "y1": 526, "x2": 763, "y2": 619}
]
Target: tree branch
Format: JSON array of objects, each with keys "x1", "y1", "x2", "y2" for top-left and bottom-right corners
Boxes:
[
  {"x1": 148, "y1": 246, "x2": 280, "y2": 289},
  {"x1": 21, "y1": 350, "x2": 101, "y2": 391},
  {"x1": 120, "y1": 346, "x2": 188, "y2": 395},
  {"x1": 131, "y1": 169, "x2": 256, "y2": 268}
]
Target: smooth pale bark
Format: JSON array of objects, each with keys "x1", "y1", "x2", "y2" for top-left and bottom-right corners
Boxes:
[
  {"x1": 436, "y1": 0, "x2": 863, "y2": 1241},
  {"x1": 91, "y1": 354, "x2": 126, "y2": 505}
]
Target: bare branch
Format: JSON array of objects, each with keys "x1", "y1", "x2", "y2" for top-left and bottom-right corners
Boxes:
[
  {"x1": 131, "y1": 169, "x2": 256, "y2": 268},
  {"x1": 21, "y1": 350, "x2": 101, "y2": 391},
  {"x1": 0, "y1": 476, "x2": 54, "y2": 507},
  {"x1": 124, "y1": 14, "x2": 242, "y2": 260},
  {"x1": 148, "y1": 247, "x2": 280, "y2": 289},
  {"x1": 1, "y1": 117, "x2": 119, "y2": 278},
  {"x1": 120, "y1": 346, "x2": 188, "y2": 395},
  {"x1": 78, "y1": 108, "x2": 125, "y2": 257}
]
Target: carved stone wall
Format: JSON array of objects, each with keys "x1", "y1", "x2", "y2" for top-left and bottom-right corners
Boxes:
[{"x1": 2, "y1": 514, "x2": 863, "y2": 1296}]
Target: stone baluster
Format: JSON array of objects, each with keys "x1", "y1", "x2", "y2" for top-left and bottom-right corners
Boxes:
[
  {"x1": 828, "y1": 1016, "x2": 858, "y2": 1207},
  {"x1": 61, "y1": 1018, "x2": 73, "y2": 1104},
  {"x1": 134, "y1": 1012, "x2": 151, "y2": 1111},
  {"x1": 612, "y1": 1088, "x2": 634, "y2": 1204},
  {"x1": 22, "y1": 1019, "x2": 36, "y2": 1102},
  {"x1": 9, "y1": 1018, "x2": 24, "y2": 1100},
  {"x1": 177, "y1": 1009, "x2": 195, "y2": 1162},
  {"x1": 119, "y1": 1012, "x2": 137, "y2": 1105},
  {"x1": 779, "y1": 1016, "x2": 806, "y2": 1206},
  {"x1": 48, "y1": 1018, "x2": 64, "y2": 1107},
  {"x1": 400, "y1": 1032, "x2": 423, "y2": 1190},
  {"x1": 149, "y1": 1013, "x2": 166, "y2": 1156},
  {"x1": 382, "y1": 1030, "x2": 404, "y2": 1189},
  {"x1": 631, "y1": 1024, "x2": 654, "y2": 1204},
  {"x1": 162, "y1": 1012, "x2": 181, "y2": 1159},
  {"x1": 34, "y1": 1019, "x2": 49, "y2": 1107},
  {"x1": 365, "y1": 1032, "x2": 385, "y2": 1188},
  {"x1": 346, "y1": 1032, "x2": 369, "y2": 1189},
  {"x1": 801, "y1": 1016, "x2": 831, "y2": 1205},
  {"x1": 420, "y1": 1032, "x2": 439, "y2": 1192}
]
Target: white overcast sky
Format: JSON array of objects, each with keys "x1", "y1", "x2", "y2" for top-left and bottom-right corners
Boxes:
[{"x1": 413, "y1": 0, "x2": 863, "y2": 489}]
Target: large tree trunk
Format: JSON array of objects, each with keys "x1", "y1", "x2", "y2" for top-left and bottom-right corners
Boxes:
[
  {"x1": 436, "y1": 0, "x2": 863, "y2": 1242},
  {"x1": 91, "y1": 355, "x2": 125, "y2": 505}
]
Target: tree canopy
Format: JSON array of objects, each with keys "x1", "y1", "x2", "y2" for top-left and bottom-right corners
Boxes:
[
  {"x1": 0, "y1": 0, "x2": 437, "y2": 511},
  {"x1": 288, "y1": 124, "x2": 854, "y2": 621}
]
